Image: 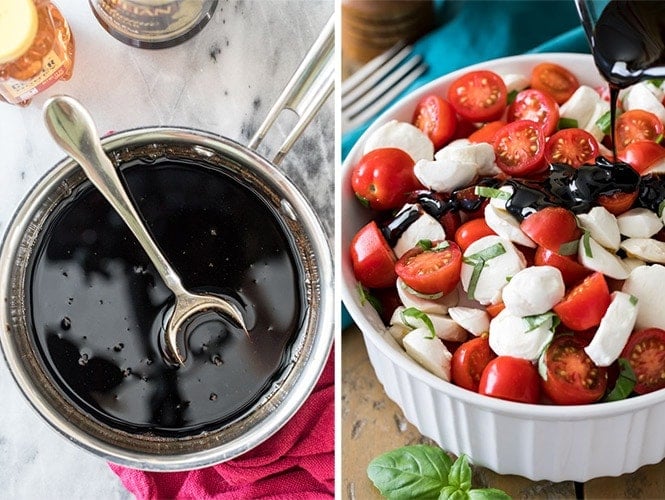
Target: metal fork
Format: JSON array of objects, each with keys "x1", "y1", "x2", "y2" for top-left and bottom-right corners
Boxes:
[{"x1": 342, "y1": 42, "x2": 428, "y2": 132}]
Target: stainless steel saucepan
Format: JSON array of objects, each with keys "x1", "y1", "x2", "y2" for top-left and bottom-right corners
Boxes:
[{"x1": 0, "y1": 16, "x2": 334, "y2": 471}]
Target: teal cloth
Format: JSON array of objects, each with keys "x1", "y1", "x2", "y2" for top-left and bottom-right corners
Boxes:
[{"x1": 342, "y1": 0, "x2": 592, "y2": 329}]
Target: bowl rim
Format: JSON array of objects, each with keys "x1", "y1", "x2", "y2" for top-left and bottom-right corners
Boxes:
[
  {"x1": 341, "y1": 52, "x2": 665, "y2": 420},
  {"x1": 0, "y1": 125, "x2": 335, "y2": 471}
]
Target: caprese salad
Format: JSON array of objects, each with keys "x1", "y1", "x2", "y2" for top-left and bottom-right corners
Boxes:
[{"x1": 348, "y1": 61, "x2": 665, "y2": 406}]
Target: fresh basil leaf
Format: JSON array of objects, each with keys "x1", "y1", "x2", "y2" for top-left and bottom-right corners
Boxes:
[
  {"x1": 439, "y1": 486, "x2": 468, "y2": 500},
  {"x1": 448, "y1": 455, "x2": 472, "y2": 492},
  {"x1": 649, "y1": 78, "x2": 665, "y2": 88},
  {"x1": 474, "y1": 186, "x2": 511, "y2": 201},
  {"x1": 658, "y1": 199, "x2": 665, "y2": 219},
  {"x1": 464, "y1": 243, "x2": 506, "y2": 263},
  {"x1": 401, "y1": 307, "x2": 436, "y2": 339},
  {"x1": 595, "y1": 110, "x2": 612, "y2": 136},
  {"x1": 367, "y1": 445, "x2": 453, "y2": 500},
  {"x1": 465, "y1": 261, "x2": 484, "y2": 301},
  {"x1": 507, "y1": 89, "x2": 518, "y2": 104},
  {"x1": 355, "y1": 193, "x2": 370, "y2": 208},
  {"x1": 523, "y1": 312, "x2": 559, "y2": 333},
  {"x1": 467, "y1": 488, "x2": 513, "y2": 500},
  {"x1": 558, "y1": 239, "x2": 579, "y2": 256},
  {"x1": 630, "y1": 295, "x2": 638, "y2": 306},
  {"x1": 357, "y1": 284, "x2": 382, "y2": 314},
  {"x1": 418, "y1": 239, "x2": 434, "y2": 250},
  {"x1": 537, "y1": 342, "x2": 550, "y2": 381},
  {"x1": 582, "y1": 230, "x2": 593, "y2": 258},
  {"x1": 433, "y1": 240, "x2": 451, "y2": 252},
  {"x1": 558, "y1": 117, "x2": 579, "y2": 130},
  {"x1": 604, "y1": 358, "x2": 637, "y2": 402}
]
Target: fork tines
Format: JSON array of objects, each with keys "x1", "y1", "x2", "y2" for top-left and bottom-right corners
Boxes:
[{"x1": 342, "y1": 42, "x2": 427, "y2": 132}]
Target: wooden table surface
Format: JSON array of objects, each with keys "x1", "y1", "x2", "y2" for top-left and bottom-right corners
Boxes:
[{"x1": 341, "y1": 324, "x2": 665, "y2": 499}]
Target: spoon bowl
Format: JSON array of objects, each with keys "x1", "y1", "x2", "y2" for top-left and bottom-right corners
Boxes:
[{"x1": 43, "y1": 95, "x2": 247, "y2": 365}]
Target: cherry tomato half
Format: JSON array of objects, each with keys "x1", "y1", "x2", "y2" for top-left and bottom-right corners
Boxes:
[
  {"x1": 412, "y1": 94, "x2": 457, "y2": 150},
  {"x1": 617, "y1": 140, "x2": 665, "y2": 175},
  {"x1": 351, "y1": 148, "x2": 421, "y2": 211},
  {"x1": 531, "y1": 62, "x2": 580, "y2": 104},
  {"x1": 394, "y1": 240, "x2": 462, "y2": 295},
  {"x1": 621, "y1": 328, "x2": 665, "y2": 395},
  {"x1": 541, "y1": 335, "x2": 608, "y2": 405},
  {"x1": 350, "y1": 221, "x2": 397, "y2": 289},
  {"x1": 508, "y1": 89, "x2": 560, "y2": 137},
  {"x1": 596, "y1": 190, "x2": 639, "y2": 216},
  {"x1": 447, "y1": 70, "x2": 507, "y2": 123},
  {"x1": 545, "y1": 128, "x2": 600, "y2": 167},
  {"x1": 493, "y1": 120, "x2": 547, "y2": 176},
  {"x1": 534, "y1": 246, "x2": 591, "y2": 287},
  {"x1": 454, "y1": 218, "x2": 496, "y2": 252},
  {"x1": 520, "y1": 206, "x2": 581, "y2": 252},
  {"x1": 479, "y1": 356, "x2": 541, "y2": 404},
  {"x1": 615, "y1": 109, "x2": 664, "y2": 152},
  {"x1": 451, "y1": 336, "x2": 496, "y2": 392},
  {"x1": 553, "y1": 272, "x2": 611, "y2": 331}
]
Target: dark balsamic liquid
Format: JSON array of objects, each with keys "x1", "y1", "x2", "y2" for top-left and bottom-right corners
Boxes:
[
  {"x1": 28, "y1": 158, "x2": 305, "y2": 437},
  {"x1": 587, "y1": 0, "x2": 665, "y2": 152}
]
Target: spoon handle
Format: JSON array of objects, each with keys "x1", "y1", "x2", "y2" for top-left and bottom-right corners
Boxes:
[{"x1": 43, "y1": 95, "x2": 185, "y2": 294}]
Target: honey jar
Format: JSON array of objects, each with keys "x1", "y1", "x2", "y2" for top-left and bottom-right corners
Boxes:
[{"x1": 0, "y1": 0, "x2": 75, "y2": 106}]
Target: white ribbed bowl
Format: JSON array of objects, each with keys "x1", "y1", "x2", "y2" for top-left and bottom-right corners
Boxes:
[{"x1": 341, "y1": 53, "x2": 665, "y2": 482}]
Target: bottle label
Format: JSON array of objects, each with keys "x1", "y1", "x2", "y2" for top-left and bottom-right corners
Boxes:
[
  {"x1": 96, "y1": 0, "x2": 207, "y2": 36},
  {"x1": 0, "y1": 50, "x2": 66, "y2": 103}
]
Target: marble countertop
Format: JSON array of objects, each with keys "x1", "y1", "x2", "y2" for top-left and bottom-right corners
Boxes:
[{"x1": 0, "y1": 1, "x2": 333, "y2": 498}]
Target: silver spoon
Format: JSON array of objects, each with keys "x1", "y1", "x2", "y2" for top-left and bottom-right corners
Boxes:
[{"x1": 43, "y1": 95, "x2": 247, "y2": 366}]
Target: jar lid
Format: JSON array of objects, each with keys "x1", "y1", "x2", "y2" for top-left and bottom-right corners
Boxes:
[{"x1": 0, "y1": 0, "x2": 38, "y2": 65}]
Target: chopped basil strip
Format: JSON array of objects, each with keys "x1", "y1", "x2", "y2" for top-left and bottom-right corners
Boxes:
[
  {"x1": 401, "y1": 307, "x2": 436, "y2": 339},
  {"x1": 474, "y1": 185, "x2": 511, "y2": 200},
  {"x1": 466, "y1": 261, "x2": 484, "y2": 301},
  {"x1": 464, "y1": 242, "x2": 507, "y2": 263},
  {"x1": 507, "y1": 89, "x2": 518, "y2": 104},
  {"x1": 417, "y1": 239, "x2": 433, "y2": 250},
  {"x1": 537, "y1": 341, "x2": 551, "y2": 381},
  {"x1": 355, "y1": 193, "x2": 370, "y2": 208},
  {"x1": 659, "y1": 199, "x2": 665, "y2": 219},
  {"x1": 399, "y1": 280, "x2": 444, "y2": 300},
  {"x1": 595, "y1": 110, "x2": 612, "y2": 136},
  {"x1": 582, "y1": 230, "x2": 593, "y2": 258},
  {"x1": 523, "y1": 312, "x2": 560, "y2": 333},
  {"x1": 357, "y1": 284, "x2": 382, "y2": 313},
  {"x1": 649, "y1": 78, "x2": 665, "y2": 88},
  {"x1": 630, "y1": 295, "x2": 639, "y2": 306},
  {"x1": 463, "y1": 243, "x2": 506, "y2": 300},
  {"x1": 559, "y1": 239, "x2": 579, "y2": 256},
  {"x1": 656, "y1": 133, "x2": 664, "y2": 145},
  {"x1": 558, "y1": 117, "x2": 579, "y2": 130},
  {"x1": 433, "y1": 240, "x2": 450, "y2": 251},
  {"x1": 604, "y1": 358, "x2": 637, "y2": 402}
]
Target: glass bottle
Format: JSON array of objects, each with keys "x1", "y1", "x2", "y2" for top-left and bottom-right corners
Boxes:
[
  {"x1": 0, "y1": 0, "x2": 75, "y2": 106},
  {"x1": 89, "y1": 0, "x2": 218, "y2": 50}
]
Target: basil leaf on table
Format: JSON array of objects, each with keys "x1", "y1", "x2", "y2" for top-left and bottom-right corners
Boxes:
[
  {"x1": 367, "y1": 445, "x2": 453, "y2": 499},
  {"x1": 368, "y1": 446, "x2": 511, "y2": 499}
]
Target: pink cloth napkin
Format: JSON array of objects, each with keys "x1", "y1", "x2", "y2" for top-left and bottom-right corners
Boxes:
[{"x1": 109, "y1": 349, "x2": 334, "y2": 499}]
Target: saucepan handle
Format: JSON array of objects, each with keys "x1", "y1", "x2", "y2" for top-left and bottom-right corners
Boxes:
[{"x1": 248, "y1": 14, "x2": 334, "y2": 165}]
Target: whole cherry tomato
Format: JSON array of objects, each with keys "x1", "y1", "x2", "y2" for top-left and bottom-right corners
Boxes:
[
  {"x1": 351, "y1": 148, "x2": 421, "y2": 211},
  {"x1": 350, "y1": 221, "x2": 397, "y2": 289},
  {"x1": 479, "y1": 356, "x2": 541, "y2": 404}
]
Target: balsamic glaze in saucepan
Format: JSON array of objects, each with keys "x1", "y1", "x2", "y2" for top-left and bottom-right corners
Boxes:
[{"x1": 28, "y1": 157, "x2": 305, "y2": 437}]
